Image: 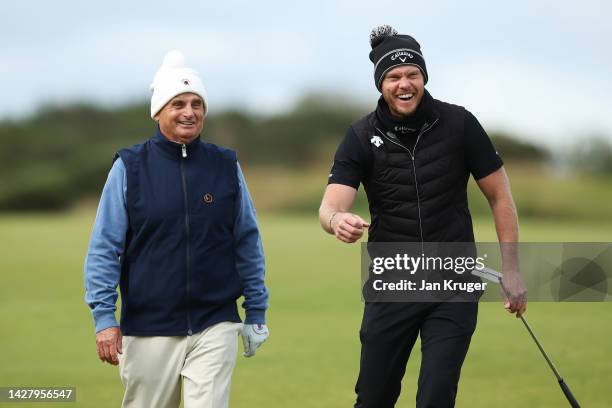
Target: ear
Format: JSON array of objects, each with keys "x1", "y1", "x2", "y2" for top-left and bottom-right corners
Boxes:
[{"x1": 198, "y1": 96, "x2": 207, "y2": 115}]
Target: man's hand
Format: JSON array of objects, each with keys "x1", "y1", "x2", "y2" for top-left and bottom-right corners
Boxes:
[
  {"x1": 241, "y1": 324, "x2": 269, "y2": 357},
  {"x1": 501, "y1": 270, "x2": 527, "y2": 318},
  {"x1": 331, "y1": 212, "x2": 369, "y2": 243},
  {"x1": 96, "y1": 326, "x2": 122, "y2": 365}
]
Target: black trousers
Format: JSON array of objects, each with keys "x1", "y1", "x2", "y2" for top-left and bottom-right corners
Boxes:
[{"x1": 354, "y1": 302, "x2": 478, "y2": 408}]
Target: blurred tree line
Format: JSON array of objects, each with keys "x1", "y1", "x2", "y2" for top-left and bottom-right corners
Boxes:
[{"x1": 0, "y1": 94, "x2": 589, "y2": 212}]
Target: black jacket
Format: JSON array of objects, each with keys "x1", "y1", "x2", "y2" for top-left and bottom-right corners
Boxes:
[{"x1": 352, "y1": 96, "x2": 476, "y2": 243}]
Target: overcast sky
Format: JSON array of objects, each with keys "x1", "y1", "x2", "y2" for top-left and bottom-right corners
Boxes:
[{"x1": 2, "y1": 0, "x2": 611, "y2": 147}]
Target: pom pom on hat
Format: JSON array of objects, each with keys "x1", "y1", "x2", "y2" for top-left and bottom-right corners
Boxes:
[
  {"x1": 149, "y1": 50, "x2": 208, "y2": 118},
  {"x1": 161, "y1": 50, "x2": 185, "y2": 68},
  {"x1": 369, "y1": 25, "x2": 398, "y2": 48}
]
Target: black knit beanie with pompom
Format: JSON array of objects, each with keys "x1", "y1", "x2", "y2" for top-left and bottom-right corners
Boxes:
[{"x1": 369, "y1": 25, "x2": 428, "y2": 91}]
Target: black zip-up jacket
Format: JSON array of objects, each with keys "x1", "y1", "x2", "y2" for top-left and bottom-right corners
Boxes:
[{"x1": 352, "y1": 97, "x2": 477, "y2": 243}]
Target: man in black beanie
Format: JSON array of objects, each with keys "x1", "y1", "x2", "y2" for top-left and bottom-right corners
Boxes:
[{"x1": 319, "y1": 25, "x2": 527, "y2": 407}]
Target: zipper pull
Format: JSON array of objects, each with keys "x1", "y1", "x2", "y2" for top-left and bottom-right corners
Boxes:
[{"x1": 181, "y1": 144, "x2": 187, "y2": 158}]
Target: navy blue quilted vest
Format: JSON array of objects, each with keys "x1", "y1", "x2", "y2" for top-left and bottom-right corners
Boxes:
[{"x1": 116, "y1": 128, "x2": 242, "y2": 335}]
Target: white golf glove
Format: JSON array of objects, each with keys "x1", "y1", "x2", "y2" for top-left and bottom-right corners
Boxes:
[{"x1": 241, "y1": 323, "x2": 269, "y2": 357}]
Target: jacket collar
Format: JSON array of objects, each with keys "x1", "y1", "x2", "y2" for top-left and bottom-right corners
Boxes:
[
  {"x1": 151, "y1": 126, "x2": 202, "y2": 159},
  {"x1": 372, "y1": 89, "x2": 440, "y2": 134}
]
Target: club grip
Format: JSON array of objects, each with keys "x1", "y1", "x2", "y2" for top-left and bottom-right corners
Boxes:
[{"x1": 558, "y1": 379, "x2": 580, "y2": 408}]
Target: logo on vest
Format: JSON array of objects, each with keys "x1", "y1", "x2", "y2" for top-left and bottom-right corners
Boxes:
[
  {"x1": 182, "y1": 78, "x2": 190, "y2": 86},
  {"x1": 394, "y1": 125, "x2": 416, "y2": 134},
  {"x1": 203, "y1": 193, "x2": 214, "y2": 203},
  {"x1": 390, "y1": 51, "x2": 414, "y2": 63},
  {"x1": 370, "y1": 135, "x2": 384, "y2": 148}
]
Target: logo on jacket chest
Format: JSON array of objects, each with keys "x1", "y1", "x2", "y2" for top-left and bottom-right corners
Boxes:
[
  {"x1": 370, "y1": 135, "x2": 384, "y2": 148},
  {"x1": 394, "y1": 125, "x2": 417, "y2": 134},
  {"x1": 203, "y1": 193, "x2": 214, "y2": 203}
]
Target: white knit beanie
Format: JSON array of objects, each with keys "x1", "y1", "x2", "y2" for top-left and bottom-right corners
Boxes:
[{"x1": 150, "y1": 50, "x2": 208, "y2": 119}]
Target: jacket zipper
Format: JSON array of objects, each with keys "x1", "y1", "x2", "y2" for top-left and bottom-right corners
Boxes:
[
  {"x1": 376, "y1": 118, "x2": 439, "y2": 251},
  {"x1": 180, "y1": 143, "x2": 193, "y2": 335}
]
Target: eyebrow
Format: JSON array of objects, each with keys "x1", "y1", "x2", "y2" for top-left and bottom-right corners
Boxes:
[{"x1": 172, "y1": 97, "x2": 203, "y2": 105}]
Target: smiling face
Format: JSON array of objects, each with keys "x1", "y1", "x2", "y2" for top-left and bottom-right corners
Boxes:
[
  {"x1": 154, "y1": 93, "x2": 205, "y2": 144},
  {"x1": 381, "y1": 65, "x2": 425, "y2": 117}
]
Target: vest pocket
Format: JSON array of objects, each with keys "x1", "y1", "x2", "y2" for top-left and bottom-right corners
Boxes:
[{"x1": 125, "y1": 261, "x2": 150, "y2": 312}]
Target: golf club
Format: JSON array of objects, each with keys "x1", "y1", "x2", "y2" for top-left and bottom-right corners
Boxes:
[{"x1": 471, "y1": 266, "x2": 581, "y2": 408}]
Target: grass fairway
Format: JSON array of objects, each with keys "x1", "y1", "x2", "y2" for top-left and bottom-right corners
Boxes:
[{"x1": 1, "y1": 212, "x2": 611, "y2": 407}]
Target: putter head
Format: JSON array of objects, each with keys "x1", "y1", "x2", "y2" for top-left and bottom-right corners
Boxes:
[{"x1": 471, "y1": 266, "x2": 503, "y2": 284}]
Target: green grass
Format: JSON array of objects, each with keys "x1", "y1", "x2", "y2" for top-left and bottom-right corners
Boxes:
[
  {"x1": 1, "y1": 212, "x2": 611, "y2": 407},
  {"x1": 244, "y1": 162, "x2": 612, "y2": 225}
]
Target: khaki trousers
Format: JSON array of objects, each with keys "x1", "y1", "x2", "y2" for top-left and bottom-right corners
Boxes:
[{"x1": 118, "y1": 322, "x2": 242, "y2": 408}]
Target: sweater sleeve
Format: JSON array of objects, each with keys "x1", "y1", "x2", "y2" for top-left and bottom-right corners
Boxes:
[
  {"x1": 84, "y1": 158, "x2": 128, "y2": 333},
  {"x1": 233, "y1": 162, "x2": 269, "y2": 324}
]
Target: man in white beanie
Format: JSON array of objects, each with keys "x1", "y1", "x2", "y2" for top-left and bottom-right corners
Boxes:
[{"x1": 84, "y1": 50, "x2": 269, "y2": 408}]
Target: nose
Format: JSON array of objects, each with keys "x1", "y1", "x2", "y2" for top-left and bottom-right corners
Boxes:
[
  {"x1": 398, "y1": 75, "x2": 411, "y2": 89},
  {"x1": 182, "y1": 105, "x2": 195, "y2": 118}
]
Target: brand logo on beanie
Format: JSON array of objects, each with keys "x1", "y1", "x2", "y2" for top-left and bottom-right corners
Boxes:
[
  {"x1": 182, "y1": 78, "x2": 190, "y2": 86},
  {"x1": 391, "y1": 51, "x2": 414, "y2": 63}
]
